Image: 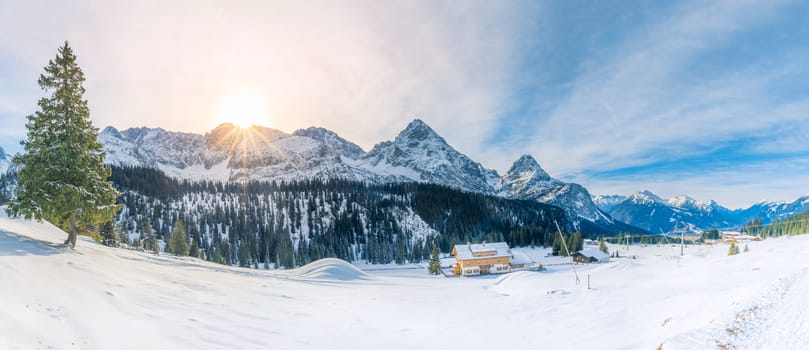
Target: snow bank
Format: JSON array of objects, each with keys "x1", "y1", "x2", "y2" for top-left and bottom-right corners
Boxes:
[
  {"x1": 0, "y1": 207, "x2": 69, "y2": 244},
  {"x1": 288, "y1": 258, "x2": 370, "y2": 281},
  {"x1": 3, "y1": 207, "x2": 809, "y2": 349},
  {"x1": 489, "y1": 271, "x2": 554, "y2": 296}
]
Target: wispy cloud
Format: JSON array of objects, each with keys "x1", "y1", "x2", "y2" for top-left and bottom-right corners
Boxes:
[
  {"x1": 0, "y1": 0, "x2": 539, "y2": 158},
  {"x1": 489, "y1": 0, "x2": 809, "y2": 207},
  {"x1": 0, "y1": 0, "x2": 807, "y2": 207}
]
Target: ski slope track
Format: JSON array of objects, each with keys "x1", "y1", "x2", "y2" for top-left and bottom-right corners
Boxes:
[{"x1": 1, "y1": 210, "x2": 808, "y2": 349}]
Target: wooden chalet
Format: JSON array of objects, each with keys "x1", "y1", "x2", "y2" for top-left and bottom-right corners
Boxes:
[{"x1": 451, "y1": 242, "x2": 533, "y2": 276}]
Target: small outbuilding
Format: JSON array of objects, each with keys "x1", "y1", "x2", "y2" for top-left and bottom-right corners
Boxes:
[{"x1": 571, "y1": 248, "x2": 610, "y2": 264}]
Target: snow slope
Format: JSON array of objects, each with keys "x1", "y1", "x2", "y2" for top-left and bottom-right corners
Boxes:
[{"x1": 2, "y1": 211, "x2": 808, "y2": 349}]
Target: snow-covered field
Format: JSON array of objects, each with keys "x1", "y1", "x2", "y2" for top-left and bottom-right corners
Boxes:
[{"x1": 1, "y1": 211, "x2": 808, "y2": 349}]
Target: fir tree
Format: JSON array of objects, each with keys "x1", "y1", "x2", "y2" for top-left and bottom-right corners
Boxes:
[
  {"x1": 189, "y1": 237, "x2": 201, "y2": 258},
  {"x1": 728, "y1": 242, "x2": 737, "y2": 256},
  {"x1": 99, "y1": 220, "x2": 118, "y2": 247},
  {"x1": 115, "y1": 224, "x2": 129, "y2": 246},
  {"x1": 569, "y1": 231, "x2": 583, "y2": 252},
  {"x1": 167, "y1": 219, "x2": 190, "y2": 256},
  {"x1": 6, "y1": 42, "x2": 120, "y2": 248},
  {"x1": 142, "y1": 219, "x2": 159, "y2": 253},
  {"x1": 743, "y1": 243, "x2": 749, "y2": 253},
  {"x1": 428, "y1": 245, "x2": 441, "y2": 275},
  {"x1": 599, "y1": 239, "x2": 609, "y2": 255}
]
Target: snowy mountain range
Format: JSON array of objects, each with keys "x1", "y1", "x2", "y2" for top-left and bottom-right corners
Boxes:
[
  {"x1": 99, "y1": 119, "x2": 616, "y2": 229},
  {"x1": 737, "y1": 195, "x2": 809, "y2": 224},
  {"x1": 593, "y1": 190, "x2": 809, "y2": 233}
]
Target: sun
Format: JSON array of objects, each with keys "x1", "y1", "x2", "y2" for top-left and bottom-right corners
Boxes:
[{"x1": 217, "y1": 93, "x2": 270, "y2": 128}]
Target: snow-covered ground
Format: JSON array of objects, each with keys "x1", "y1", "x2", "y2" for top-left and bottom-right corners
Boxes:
[{"x1": 1, "y1": 211, "x2": 808, "y2": 349}]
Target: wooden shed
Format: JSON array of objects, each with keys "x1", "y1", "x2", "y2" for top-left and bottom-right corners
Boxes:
[{"x1": 571, "y1": 248, "x2": 610, "y2": 264}]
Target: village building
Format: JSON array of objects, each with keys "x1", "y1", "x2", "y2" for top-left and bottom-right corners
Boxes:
[
  {"x1": 571, "y1": 248, "x2": 610, "y2": 264},
  {"x1": 451, "y1": 242, "x2": 533, "y2": 276},
  {"x1": 721, "y1": 231, "x2": 762, "y2": 243}
]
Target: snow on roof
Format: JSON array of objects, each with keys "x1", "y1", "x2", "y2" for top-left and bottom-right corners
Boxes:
[
  {"x1": 510, "y1": 250, "x2": 534, "y2": 265},
  {"x1": 469, "y1": 244, "x2": 497, "y2": 254},
  {"x1": 575, "y1": 247, "x2": 609, "y2": 260},
  {"x1": 453, "y1": 242, "x2": 511, "y2": 260}
]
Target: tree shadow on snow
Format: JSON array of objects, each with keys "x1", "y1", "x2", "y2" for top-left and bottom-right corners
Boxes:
[{"x1": 0, "y1": 230, "x2": 64, "y2": 256}]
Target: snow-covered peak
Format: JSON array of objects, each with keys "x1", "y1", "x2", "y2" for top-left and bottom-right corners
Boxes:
[
  {"x1": 592, "y1": 194, "x2": 628, "y2": 212},
  {"x1": 360, "y1": 119, "x2": 498, "y2": 193},
  {"x1": 292, "y1": 127, "x2": 365, "y2": 159},
  {"x1": 667, "y1": 195, "x2": 718, "y2": 211},
  {"x1": 100, "y1": 126, "x2": 122, "y2": 138},
  {"x1": 667, "y1": 195, "x2": 697, "y2": 208},
  {"x1": 506, "y1": 154, "x2": 551, "y2": 182},
  {"x1": 629, "y1": 190, "x2": 666, "y2": 205},
  {"x1": 395, "y1": 119, "x2": 446, "y2": 144},
  {"x1": 499, "y1": 154, "x2": 611, "y2": 224},
  {"x1": 500, "y1": 154, "x2": 561, "y2": 197}
]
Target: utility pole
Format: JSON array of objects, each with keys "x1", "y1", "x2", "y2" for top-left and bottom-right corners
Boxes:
[{"x1": 555, "y1": 220, "x2": 580, "y2": 286}]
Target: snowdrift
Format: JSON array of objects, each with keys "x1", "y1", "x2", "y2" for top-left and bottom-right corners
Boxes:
[
  {"x1": 0, "y1": 208, "x2": 72, "y2": 245},
  {"x1": 489, "y1": 271, "x2": 551, "y2": 295},
  {"x1": 288, "y1": 258, "x2": 370, "y2": 281}
]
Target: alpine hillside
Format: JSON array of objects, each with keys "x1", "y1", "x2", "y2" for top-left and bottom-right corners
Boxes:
[{"x1": 108, "y1": 166, "x2": 642, "y2": 268}]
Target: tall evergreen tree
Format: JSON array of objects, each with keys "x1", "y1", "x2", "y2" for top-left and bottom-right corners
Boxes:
[
  {"x1": 189, "y1": 237, "x2": 201, "y2": 258},
  {"x1": 568, "y1": 231, "x2": 583, "y2": 252},
  {"x1": 142, "y1": 219, "x2": 159, "y2": 253},
  {"x1": 167, "y1": 219, "x2": 190, "y2": 256},
  {"x1": 6, "y1": 42, "x2": 119, "y2": 248},
  {"x1": 428, "y1": 245, "x2": 441, "y2": 275},
  {"x1": 99, "y1": 220, "x2": 118, "y2": 247},
  {"x1": 598, "y1": 239, "x2": 609, "y2": 255}
]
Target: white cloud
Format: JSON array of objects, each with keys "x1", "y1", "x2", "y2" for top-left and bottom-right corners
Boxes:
[
  {"x1": 1, "y1": 0, "x2": 807, "y2": 207},
  {"x1": 0, "y1": 0, "x2": 539, "y2": 158},
  {"x1": 490, "y1": 0, "x2": 809, "y2": 207}
]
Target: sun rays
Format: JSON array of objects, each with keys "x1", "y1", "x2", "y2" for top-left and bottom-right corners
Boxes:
[{"x1": 217, "y1": 93, "x2": 270, "y2": 129}]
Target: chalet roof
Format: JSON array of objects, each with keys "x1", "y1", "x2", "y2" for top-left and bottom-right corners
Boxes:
[
  {"x1": 574, "y1": 247, "x2": 609, "y2": 260},
  {"x1": 453, "y1": 242, "x2": 511, "y2": 260}
]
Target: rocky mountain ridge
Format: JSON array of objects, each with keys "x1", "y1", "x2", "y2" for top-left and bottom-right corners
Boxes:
[{"x1": 99, "y1": 119, "x2": 615, "y2": 229}]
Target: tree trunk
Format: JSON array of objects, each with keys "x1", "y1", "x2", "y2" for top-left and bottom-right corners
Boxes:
[{"x1": 64, "y1": 212, "x2": 78, "y2": 248}]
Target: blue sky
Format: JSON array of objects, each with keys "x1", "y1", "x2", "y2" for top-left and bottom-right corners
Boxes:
[{"x1": 0, "y1": 0, "x2": 808, "y2": 208}]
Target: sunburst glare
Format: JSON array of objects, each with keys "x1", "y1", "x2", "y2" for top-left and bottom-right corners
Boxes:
[{"x1": 217, "y1": 93, "x2": 269, "y2": 128}]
